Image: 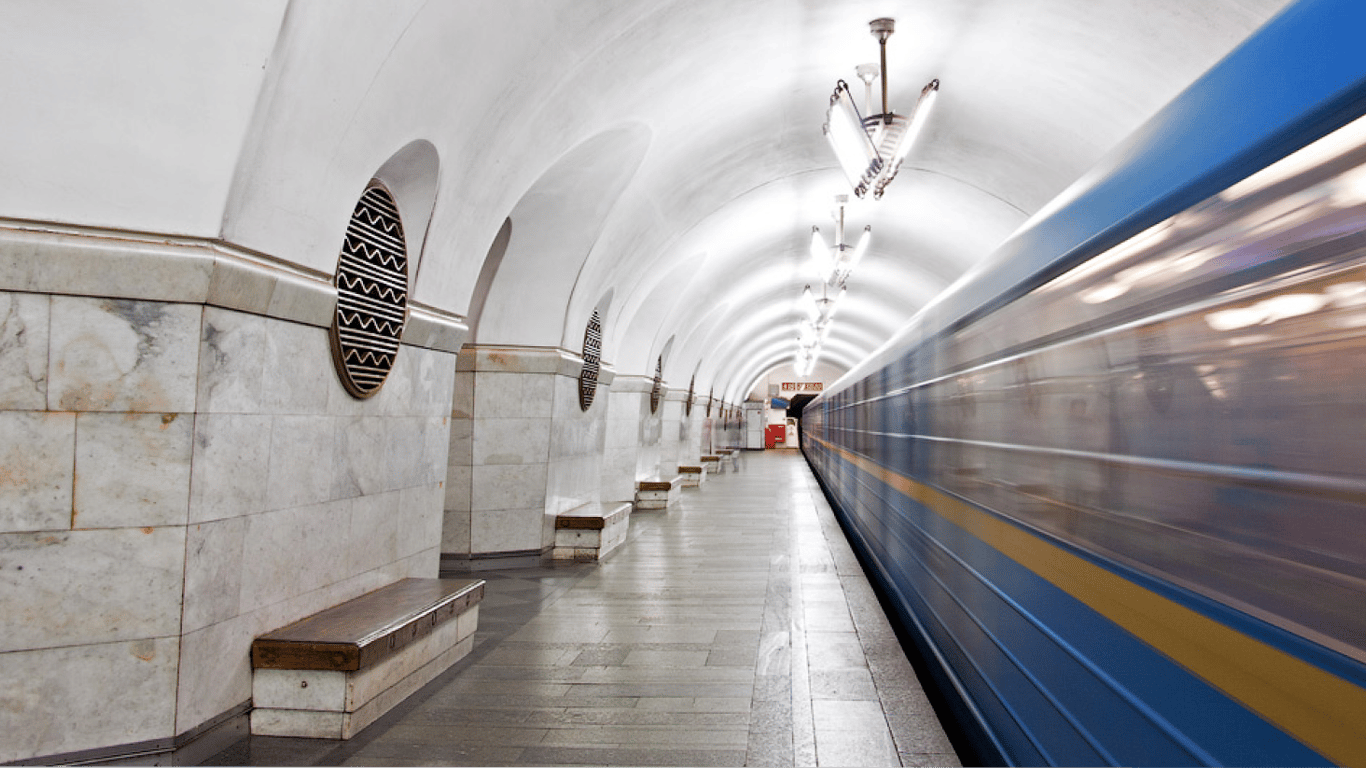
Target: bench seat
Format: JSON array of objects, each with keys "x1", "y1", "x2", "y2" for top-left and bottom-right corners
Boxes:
[
  {"x1": 250, "y1": 578, "x2": 483, "y2": 739},
  {"x1": 553, "y1": 501, "x2": 632, "y2": 561},
  {"x1": 634, "y1": 475, "x2": 684, "y2": 510},
  {"x1": 701, "y1": 454, "x2": 723, "y2": 475},
  {"x1": 677, "y1": 465, "x2": 707, "y2": 487}
]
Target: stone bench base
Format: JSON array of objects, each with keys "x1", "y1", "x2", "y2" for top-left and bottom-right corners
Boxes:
[
  {"x1": 250, "y1": 578, "x2": 483, "y2": 739},
  {"x1": 553, "y1": 502, "x2": 632, "y2": 561},
  {"x1": 677, "y1": 465, "x2": 707, "y2": 487},
  {"x1": 634, "y1": 476, "x2": 684, "y2": 510},
  {"x1": 701, "y1": 455, "x2": 722, "y2": 475}
]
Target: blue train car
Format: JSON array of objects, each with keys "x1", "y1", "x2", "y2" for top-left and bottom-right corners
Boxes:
[{"x1": 803, "y1": 1, "x2": 1366, "y2": 764}]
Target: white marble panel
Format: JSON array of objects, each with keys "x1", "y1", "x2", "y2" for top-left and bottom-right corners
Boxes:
[
  {"x1": 447, "y1": 414, "x2": 473, "y2": 466},
  {"x1": 473, "y1": 417, "x2": 551, "y2": 466},
  {"x1": 0, "y1": 411, "x2": 74, "y2": 533},
  {"x1": 263, "y1": 270, "x2": 336, "y2": 331},
  {"x1": 48, "y1": 296, "x2": 200, "y2": 413},
  {"x1": 444, "y1": 464, "x2": 472, "y2": 513},
  {"x1": 196, "y1": 307, "x2": 265, "y2": 414},
  {"x1": 262, "y1": 320, "x2": 331, "y2": 415},
  {"x1": 471, "y1": 462, "x2": 547, "y2": 511},
  {"x1": 441, "y1": 506, "x2": 471, "y2": 554},
  {"x1": 265, "y1": 415, "x2": 336, "y2": 511},
  {"x1": 181, "y1": 516, "x2": 247, "y2": 633},
  {"x1": 252, "y1": 667, "x2": 348, "y2": 711},
  {"x1": 397, "y1": 482, "x2": 443, "y2": 560},
  {"x1": 347, "y1": 491, "x2": 400, "y2": 575},
  {"x1": 0, "y1": 292, "x2": 49, "y2": 410},
  {"x1": 411, "y1": 346, "x2": 459, "y2": 417},
  {"x1": 331, "y1": 416, "x2": 391, "y2": 499},
  {"x1": 174, "y1": 615, "x2": 254, "y2": 736},
  {"x1": 600, "y1": 446, "x2": 637, "y2": 504},
  {"x1": 0, "y1": 228, "x2": 214, "y2": 305},
  {"x1": 470, "y1": 506, "x2": 543, "y2": 554},
  {"x1": 250, "y1": 708, "x2": 343, "y2": 739},
  {"x1": 450, "y1": 371, "x2": 475, "y2": 419},
  {"x1": 0, "y1": 637, "x2": 179, "y2": 763},
  {"x1": 0, "y1": 527, "x2": 185, "y2": 651},
  {"x1": 474, "y1": 371, "x2": 555, "y2": 419},
  {"x1": 73, "y1": 411, "x2": 193, "y2": 529},
  {"x1": 390, "y1": 415, "x2": 447, "y2": 489},
  {"x1": 238, "y1": 499, "x2": 352, "y2": 614},
  {"x1": 421, "y1": 415, "x2": 451, "y2": 485},
  {"x1": 188, "y1": 413, "x2": 271, "y2": 524},
  {"x1": 204, "y1": 253, "x2": 279, "y2": 317}
]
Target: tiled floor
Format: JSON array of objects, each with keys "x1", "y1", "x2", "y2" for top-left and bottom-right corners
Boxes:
[{"x1": 206, "y1": 450, "x2": 960, "y2": 767}]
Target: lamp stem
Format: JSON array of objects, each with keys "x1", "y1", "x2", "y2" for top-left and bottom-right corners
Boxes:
[{"x1": 879, "y1": 35, "x2": 889, "y2": 118}]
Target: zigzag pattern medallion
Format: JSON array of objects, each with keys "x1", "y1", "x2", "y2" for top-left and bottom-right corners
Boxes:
[
  {"x1": 331, "y1": 184, "x2": 408, "y2": 398},
  {"x1": 579, "y1": 309, "x2": 602, "y2": 411}
]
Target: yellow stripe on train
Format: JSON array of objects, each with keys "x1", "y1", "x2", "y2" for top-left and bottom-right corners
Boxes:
[{"x1": 812, "y1": 436, "x2": 1366, "y2": 766}]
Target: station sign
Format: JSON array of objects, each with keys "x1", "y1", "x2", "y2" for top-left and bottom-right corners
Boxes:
[{"x1": 781, "y1": 382, "x2": 823, "y2": 392}]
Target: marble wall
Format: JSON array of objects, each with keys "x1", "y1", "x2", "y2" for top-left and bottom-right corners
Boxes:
[
  {"x1": 600, "y1": 378, "x2": 646, "y2": 504},
  {"x1": 0, "y1": 228, "x2": 464, "y2": 762},
  {"x1": 442, "y1": 347, "x2": 609, "y2": 560}
]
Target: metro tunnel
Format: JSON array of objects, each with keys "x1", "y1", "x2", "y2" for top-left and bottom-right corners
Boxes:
[{"x1": 2, "y1": 0, "x2": 1365, "y2": 765}]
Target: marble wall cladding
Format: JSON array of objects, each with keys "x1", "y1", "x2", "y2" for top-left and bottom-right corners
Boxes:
[
  {"x1": 0, "y1": 292, "x2": 49, "y2": 410},
  {"x1": 471, "y1": 462, "x2": 548, "y2": 513},
  {"x1": 657, "y1": 397, "x2": 684, "y2": 473},
  {"x1": 0, "y1": 637, "x2": 180, "y2": 764},
  {"x1": 600, "y1": 386, "x2": 643, "y2": 501},
  {"x1": 188, "y1": 413, "x2": 271, "y2": 524},
  {"x1": 545, "y1": 374, "x2": 607, "y2": 518},
  {"x1": 470, "y1": 506, "x2": 544, "y2": 553},
  {"x1": 442, "y1": 371, "x2": 474, "y2": 556},
  {"x1": 181, "y1": 516, "x2": 247, "y2": 634},
  {"x1": 0, "y1": 270, "x2": 458, "y2": 761},
  {"x1": 473, "y1": 417, "x2": 551, "y2": 465},
  {"x1": 237, "y1": 500, "x2": 353, "y2": 615},
  {"x1": 197, "y1": 307, "x2": 266, "y2": 414},
  {"x1": 73, "y1": 412, "x2": 193, "y2": 529},
  {"x1": 474, "y1": 370, "x2": 555, "y2": 419},
  {"x1": 48, "y1": 296, "x2": 200, "y2": 413},
  {"x1": 174, "y1": 614, "x2": 254, "y2": 737},
  {"x1": 0, "y1": 411, "x2": 74, "y2": 533},
  {"x1": 0, "y1": 527, "x2": 186, "y2": 652}
]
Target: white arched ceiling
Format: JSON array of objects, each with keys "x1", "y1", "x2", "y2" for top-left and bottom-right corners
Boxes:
[
  {"x1": 473, "y1": 124, "x2": 651, "y2": 347},
  {"x1": 4, "y1": 0, "x2": 1294, "y2": 394}
]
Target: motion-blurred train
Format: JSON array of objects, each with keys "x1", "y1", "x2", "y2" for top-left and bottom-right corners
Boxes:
[{"x1": 802, "y1": 1, "x2": 1366, "y2": 765}]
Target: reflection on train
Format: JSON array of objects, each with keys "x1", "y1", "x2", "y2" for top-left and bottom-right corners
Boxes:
[{"x1": 803, "y1": 3, "x2": 1366, "y2": 765}]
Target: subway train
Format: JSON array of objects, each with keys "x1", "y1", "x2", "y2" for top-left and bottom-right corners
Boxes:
[{"x1": 801, "y1": 2, "x2": 1366, "y2": 765}]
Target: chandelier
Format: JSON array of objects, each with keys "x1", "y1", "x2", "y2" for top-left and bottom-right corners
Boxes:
[
  {"x1": 824, "y1": 18, "x2": 939, "y2": 199},
  {"x1": 810, "y1": 195, "x2": 870, "y2": 288},
  {"x1": 794, "y1": 282, "x2": 844, "y2": 377}
]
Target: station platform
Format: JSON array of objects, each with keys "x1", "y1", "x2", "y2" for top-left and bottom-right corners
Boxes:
[{"x1": 207, "y1": 450, "x2": 959, "y2": 767}]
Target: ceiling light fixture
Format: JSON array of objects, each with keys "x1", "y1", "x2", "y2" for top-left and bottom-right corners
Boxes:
[
  {"x1": 824, "y1": 18, "x2": 939, "y2": 199},
  {"x1": 810, "y1": 195, "x2": 871, "y2": 287}
]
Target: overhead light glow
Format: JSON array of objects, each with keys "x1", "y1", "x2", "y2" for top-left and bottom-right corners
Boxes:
[{"x1": 824, "y1": 18, "x2": 940, "y2": 200}]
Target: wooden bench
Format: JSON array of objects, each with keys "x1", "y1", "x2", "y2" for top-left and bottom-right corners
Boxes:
[
  {"x1": 701, "y1": 454, "x2": 722, "y2": 475},
  {"x1": 677, "y1": 465, "x2": 707, "y2": 487},
  {"x1": 553, "y1": 501, "x2": 632, "y2": 561},
  {"x1": 718, "y1": 448, "x2": 740, "y2": 471},
  {"x1": 250, "y1": 578, "x2": 483, "y2": 739},
  {"x1": 634, "y1": 475, "x2": 684, "y2": 510}
]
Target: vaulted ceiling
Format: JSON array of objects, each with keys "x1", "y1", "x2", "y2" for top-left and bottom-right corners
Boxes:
[{"x1": 0, "y1": 0, "x2": 1292, "y2": 401}]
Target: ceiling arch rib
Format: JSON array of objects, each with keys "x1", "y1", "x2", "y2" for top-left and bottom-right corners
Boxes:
[{"x1": 471, "y1": 124, "x2": 651, "y2": 348}]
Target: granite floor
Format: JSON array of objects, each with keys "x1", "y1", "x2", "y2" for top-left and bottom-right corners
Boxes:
[{"x1": 205, "y1": 450, "x2": 960, "y2": 767}]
